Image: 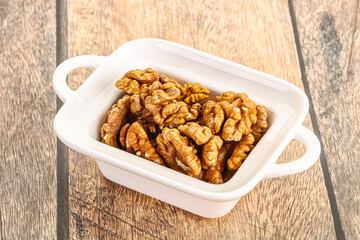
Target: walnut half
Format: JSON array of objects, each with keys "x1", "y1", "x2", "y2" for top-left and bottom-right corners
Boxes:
[
  {"x1": 181, "y1": 82, "x2": 210, "y2": 104},
  {"x1": 201, "y1": 100, "x2": 225, "y2": 134},
  {"x1": 227, "y1": 134, "x2": 255, "y2": 170},
  {"x1": 202, "y1": 168, "x2": 224, "y2": 184},
  {"x1": 156, "y1": 128, "x2": 201, "y2": 177},
  {"x1": 252, "y1": 105, "x2": 268, "y2": 143},
  {"x1": 219, "y1": 95, "x2": 257, "y2": 141},
  {"x1": 126, "y1": 122, "x2": 164, "y2": 165},
  {"x1": 178, "y1": 122, "x2": 213, "y2": 145},
  {"x1": 115, "y1": 68, "x2": 159, "y2": 94},
  {"x1": 201, "y1": 136, "x2": 223, "y2": 171},
  {"x1": 100, "y1": 95, "x2": 131, "y2": 147}
]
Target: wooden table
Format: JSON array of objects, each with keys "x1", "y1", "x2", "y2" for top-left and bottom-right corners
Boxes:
[{"x1": 1, "y1": 0, "x2": 359, "y2": 239}]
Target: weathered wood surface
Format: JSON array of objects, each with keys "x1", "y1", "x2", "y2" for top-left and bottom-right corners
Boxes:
[
  {"x1": 0, "y1": 0, "x2": 57, "y2": 239},
  {"x1": 293, "y1": 0, "x2": 360, "y2": 238},
  {"x1": 65, "y1": 0, "x2": 336, "y2": 239},
  {"x1": 3, "y1": 0, "x2": 358, "y2": 239}
]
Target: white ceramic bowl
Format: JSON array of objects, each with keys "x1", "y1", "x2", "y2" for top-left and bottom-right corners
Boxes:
[{"x1": 53, "y1": 38, "x2": 320, "y2": 218}]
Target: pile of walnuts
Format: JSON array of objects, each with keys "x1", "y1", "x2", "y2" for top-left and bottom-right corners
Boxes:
[{"x1": 100, "y1": 68, "x2": 268, "y2": 184}]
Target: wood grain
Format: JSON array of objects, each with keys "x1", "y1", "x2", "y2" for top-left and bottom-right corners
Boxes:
[
  {"x1": 293, "y1": 0, "x2": 360, "y2": 238},
  {"x1": 65, "y1": 0, "x2": 336, "y2": 239},
  {"x1": 0, "y1": 0, "x2": 57, "y2": 239}
]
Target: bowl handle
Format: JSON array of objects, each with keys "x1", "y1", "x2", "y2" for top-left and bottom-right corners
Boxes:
[
  {"x1": 264, "y1": 125, "x2": 321, "y2": 179},
  {"x1": 52, "y1": 55, "x2": 106, "y2": 103}
]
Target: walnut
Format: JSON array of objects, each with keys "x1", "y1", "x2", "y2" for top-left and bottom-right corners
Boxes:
[
  {"x1": 178, "y1": 122, "x2": 213, "y2": 145},
  {"x1": 215, "y1": 143, "x2": 234, "y2": 173},
  {"x1": 216, "y1": 91, "x2": 244, "y2": 103},
  {"x1": 115, "y1": 68, "x2": 159, "y2": 94},
  {"x1": 150, "y1": 101, "x2": 189, "y2": 128},
  {"x1": 240, "y1": 93, "x2": 258, "y2": 124},
  {"x1": 130, "y1": 94, "x2": 142, "y2": 113},
  {"x1": 129, "y1": 81, "x2": 162, "y2": 114},
  {"x1": 219, "y1": 100, "x2": 242, "y2": 141},
  {"x1": 144, "y1": 81, "x2": 182, "y2": 124},
  {"x1": 144, "y1": 80, "x2": 207, "y2": 127},
  {"x1": 181, "y1": 82, "x2": 210, "y2": 104},
  {"x1": 126, "y1": 122, "x2": 164, "y2": 165},
  {"x1": 156, "y1": 128, "x2": 201, "y2": 177},
  {"x1": 186, "y1": 103, "x2": 201, "y2": 121},
  {"x1": 159, "y1": 74, "x2": 183, "y2": 90},
  {"x1": 201, "y1": 100, "x2": 225, "y2": 134},
  {"x1": 145, "y1": 101, "x2": 195, "y2": 128},
  {"x1": 147, "y1": 82, "x2": 182, "y2": 105},
  {"x1": 159, "y1": 74, "x2": 210, "y2": 104},
  {"x1": 217, "y1": 92, "x2": 257, "y2": 123},
  {"x1": 139, "y1": 83, "x2": 153, "y2": 104},
  {"x1": 115, "y1": 77, "x2": 140, "y2": 95},
  {"x1": 227, "y1": 134, "x2": 255, "y2": 170},
  {"x1": 201, "y1": 136, "x2": 223, "y2": 171},
  {"x1": 146, "y1": 80, "x2": 163, "y2": 95},
  {"x1": 252, "y1": 105, "x2": 268, "y2": 143},
  {"x1": 159, "y1": 74, "x2": 171, "y2": 83},
  {"x1": 219, "y1": 95, "x2": 257, "y2": 141},
  {"x1": 119, "y1": 123, "x2": 131, "y2": 147},
  {"x1": 202, "y1": 168, "x2": 224, "y2": 184},
  {"x1": 126, "y1": 68, "x2": 159, "y2": 84},
  {"x1": 100, "y1": 95, "x2": 131, "y2": 147}
]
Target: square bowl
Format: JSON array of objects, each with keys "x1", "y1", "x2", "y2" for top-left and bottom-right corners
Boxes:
[{"x1": 53, "y1": 38, "x2": 320, "y2": 218}]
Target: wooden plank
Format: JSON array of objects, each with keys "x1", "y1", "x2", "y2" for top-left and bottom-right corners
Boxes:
[
  {"x1": 0, "y1": 0, "x2": 57, "y2": 239},
  {"x1": 66, "y1": 0, "x2": 336, "y2": 238},
  {"x1": 293, "y1": 0, "x2": 360, "y2": 238}
]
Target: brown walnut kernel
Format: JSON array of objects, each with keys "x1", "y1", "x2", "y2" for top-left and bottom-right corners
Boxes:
[
  {"x1": 144, "y1": 81, "x2": 183, "y2": 125},
  {"x1": 124, "y1": 68, "x2": 159, "y2": 84},
  {"x1": 227, "y1": 134, "x2": 255, "y2": 170},
  {"x1": 201, "y1": 136, "x2": 223, "y2": 170},
  {"x1": 130, "y1": 94, "x2": 142, "y2": 113},
  {"x1": 202, "y1": 168, "x2": 224, "y2": 184},
  {"x1": 146, "y1": 82, "x2": 181, "y2": 105},
  {"x1": 128, "y1": 83, "x2": 155, "y2": 114},
  {"x1": 156, "y1": 128, "x2": 201, "y2": 177},
  {"x1": 181, "y1": 82, "x2": 210, "y2": 104},
  {"x1": 178, "y1": 122, "x2": 213, "y2": 145},
  {"x1": 216, "y1": 143, "x2": 234, "y2": 173},
  {"x1": 161, "y1": 101, "x2": 189, "y2": 128},
  {"x1": 219, "y1": 100, "x2": 243, "y2": 141},
  {"x1": 154, "y1": 101, "x2": 189, "y2": 128},
  {"x1": 115, "y1": 68, "x2": 159, "y2": 94},
  {"x1": 240, "y1": 93, "x2": 258, "y2": 125},
  {"x1": 186, "y1": 103, "x2": 201, "y2": 121},
  {"x1": 252, "y1": 105, "x2": 268, "y2": 143},
  {"x1": 100, "y1": 95, "x2": 131, "y2": 147},
  {"x1": 119, "y1": 123, "x2": 131, "y2": 147},
  {"x1": 115, "y1": 77, "x2": 141, "y2": 95},
  {"x1": 126, "y1": 122, "x2": 164, "y2": 165},
  {"x1": 201, "y1": 100, "x2": 225, "y2": 134},
  {"x1": 219, "y1": 94, "x2": 257, "y2": 141},
  {"x1": 216, "y1": 91, "x2": 242, "y2": 103},
  {"x1": 159, "y1": 74, "x2": 183, "y2": 90}
]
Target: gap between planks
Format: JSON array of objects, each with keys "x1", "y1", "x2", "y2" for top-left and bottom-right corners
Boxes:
[
  {"x1": 56, "y1": 0, "x2": 70, "y2": 239},
  {"x1": 288, "y1": 0, "x2": 346, "y2": 239}
]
